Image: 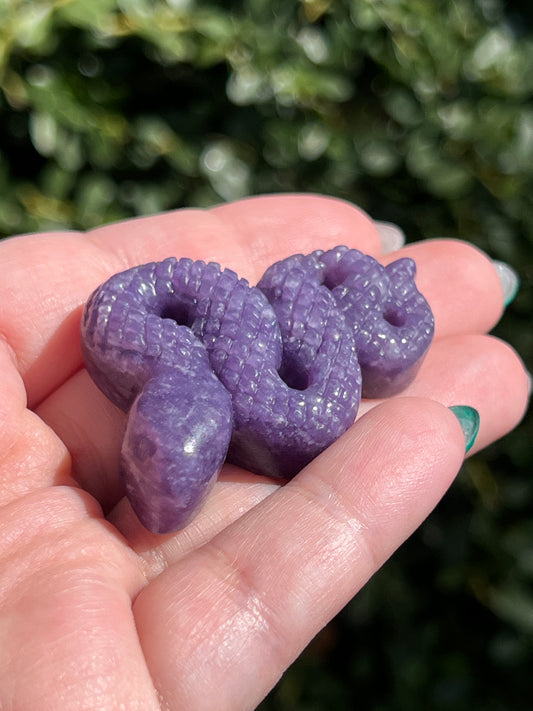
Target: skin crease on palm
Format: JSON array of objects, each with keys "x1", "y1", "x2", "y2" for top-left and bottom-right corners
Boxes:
[{"x1": 0, "y1": 194, "x2": 529, "y2": 710}]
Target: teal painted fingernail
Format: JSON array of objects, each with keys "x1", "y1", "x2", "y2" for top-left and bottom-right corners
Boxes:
[
  {"x1": 493, "y1": 260, "x2": 520, "y2": 307},
  {"x1": 449, "y1": 406, "x2": 480, "y2": 453}
]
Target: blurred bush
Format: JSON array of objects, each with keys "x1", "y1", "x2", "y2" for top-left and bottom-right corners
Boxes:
[{"x1": 1, "y1": 0, "x2": 531, "y2": 708}]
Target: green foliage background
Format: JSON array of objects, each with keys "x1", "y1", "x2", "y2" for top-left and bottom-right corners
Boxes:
[{"x1": 1, "y1": 0, "x2": 532, "y2": 707}]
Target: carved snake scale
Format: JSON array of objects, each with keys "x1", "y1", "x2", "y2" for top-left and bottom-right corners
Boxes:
[{"x1": 81, "y1": 246, "x2": 434, "y2": 533}]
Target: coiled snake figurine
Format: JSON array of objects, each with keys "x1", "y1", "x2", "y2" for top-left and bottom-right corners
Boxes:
[{"x1": 81, "y1": 246, "x2": 434, "y2": 533}]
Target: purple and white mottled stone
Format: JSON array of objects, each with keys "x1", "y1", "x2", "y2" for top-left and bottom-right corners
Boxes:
[
  {"x1": 81, "y1": 247, "x2": 433, "y2": 533},
  {"x1": 259, "y1": 246, "x2": 434, "y2": 398}
]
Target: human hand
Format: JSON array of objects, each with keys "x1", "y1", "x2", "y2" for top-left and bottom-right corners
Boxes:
[{"x1": 0, "y1": 195, "x2": 528, "y2": 710}]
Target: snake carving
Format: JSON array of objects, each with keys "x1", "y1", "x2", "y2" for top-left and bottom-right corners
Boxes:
[{"x1": 81, "y1": 246, "x2": 434, "y2": 533}]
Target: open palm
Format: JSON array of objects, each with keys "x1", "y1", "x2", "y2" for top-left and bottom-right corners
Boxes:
[{"x1": 0, "y1": 195, "x2": 528, "y2": 710}]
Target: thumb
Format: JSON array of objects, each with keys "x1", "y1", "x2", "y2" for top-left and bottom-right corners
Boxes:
[{"x1": 133, "y1": 397, "x2": 469, "y2": 711}]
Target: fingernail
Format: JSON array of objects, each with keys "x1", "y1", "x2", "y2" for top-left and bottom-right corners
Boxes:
[
  {"x1": 493, "y1": 260, "x2": 520, "y2": 307},
  {"x1": 449, "y1": 405, "x2": 480, "y2": 453},
  {"x1": 375, "y1": 221, "x2": 406, "y2": 254}
]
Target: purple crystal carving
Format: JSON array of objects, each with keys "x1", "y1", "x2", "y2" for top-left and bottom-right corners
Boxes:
[
  {"x1": 81, "y1": 247, "x2": 433, "y2": 533},
  {"x1": 259, "y1": 246, "x2": 435, "y2": 399}
]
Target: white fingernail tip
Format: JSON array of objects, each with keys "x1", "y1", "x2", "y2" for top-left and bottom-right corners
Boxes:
[
  {"x1": 375, "y1": 221, "x2": 406, "y2": 254},
  {"x1": 493, "y1": 260, "x2": 520, "y2": 307}
]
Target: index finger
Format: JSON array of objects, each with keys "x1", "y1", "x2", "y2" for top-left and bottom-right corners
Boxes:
[{"x1": 0, "y1": 195, "x2": 380, "y2": 407}]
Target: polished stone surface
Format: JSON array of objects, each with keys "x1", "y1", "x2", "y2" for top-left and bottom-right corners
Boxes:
[{"x1": 81, "y1": 247, "x2": 433, "y2": 533}]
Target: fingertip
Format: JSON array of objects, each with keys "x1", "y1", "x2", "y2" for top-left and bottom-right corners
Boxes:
[
  {"x1": 467, "y1": 336, "x2": 530, "y2": 453},
  {"x1": 350, "y1": 396, "x2": 468, "y2": 474},
  {"x1": 374, "y1": 220, "x2": 406, "y2": 254},
  {"x1": 491, "y1": 259, "x2": 520, "y2": 308},
  {"x1": 295, "y1": 396, "x2": 469, "y2": 548},
  {"x1": 448, "y1": 405, "x2": 480, "y2": 454}
]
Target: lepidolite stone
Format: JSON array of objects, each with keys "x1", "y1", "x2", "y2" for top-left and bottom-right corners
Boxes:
[
  {"x1": 259, "y1": 246, "x2": 435, "y2": 398},
  {"x1": 81, "y1": 247, "x2": 433, "y2": 533}
]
